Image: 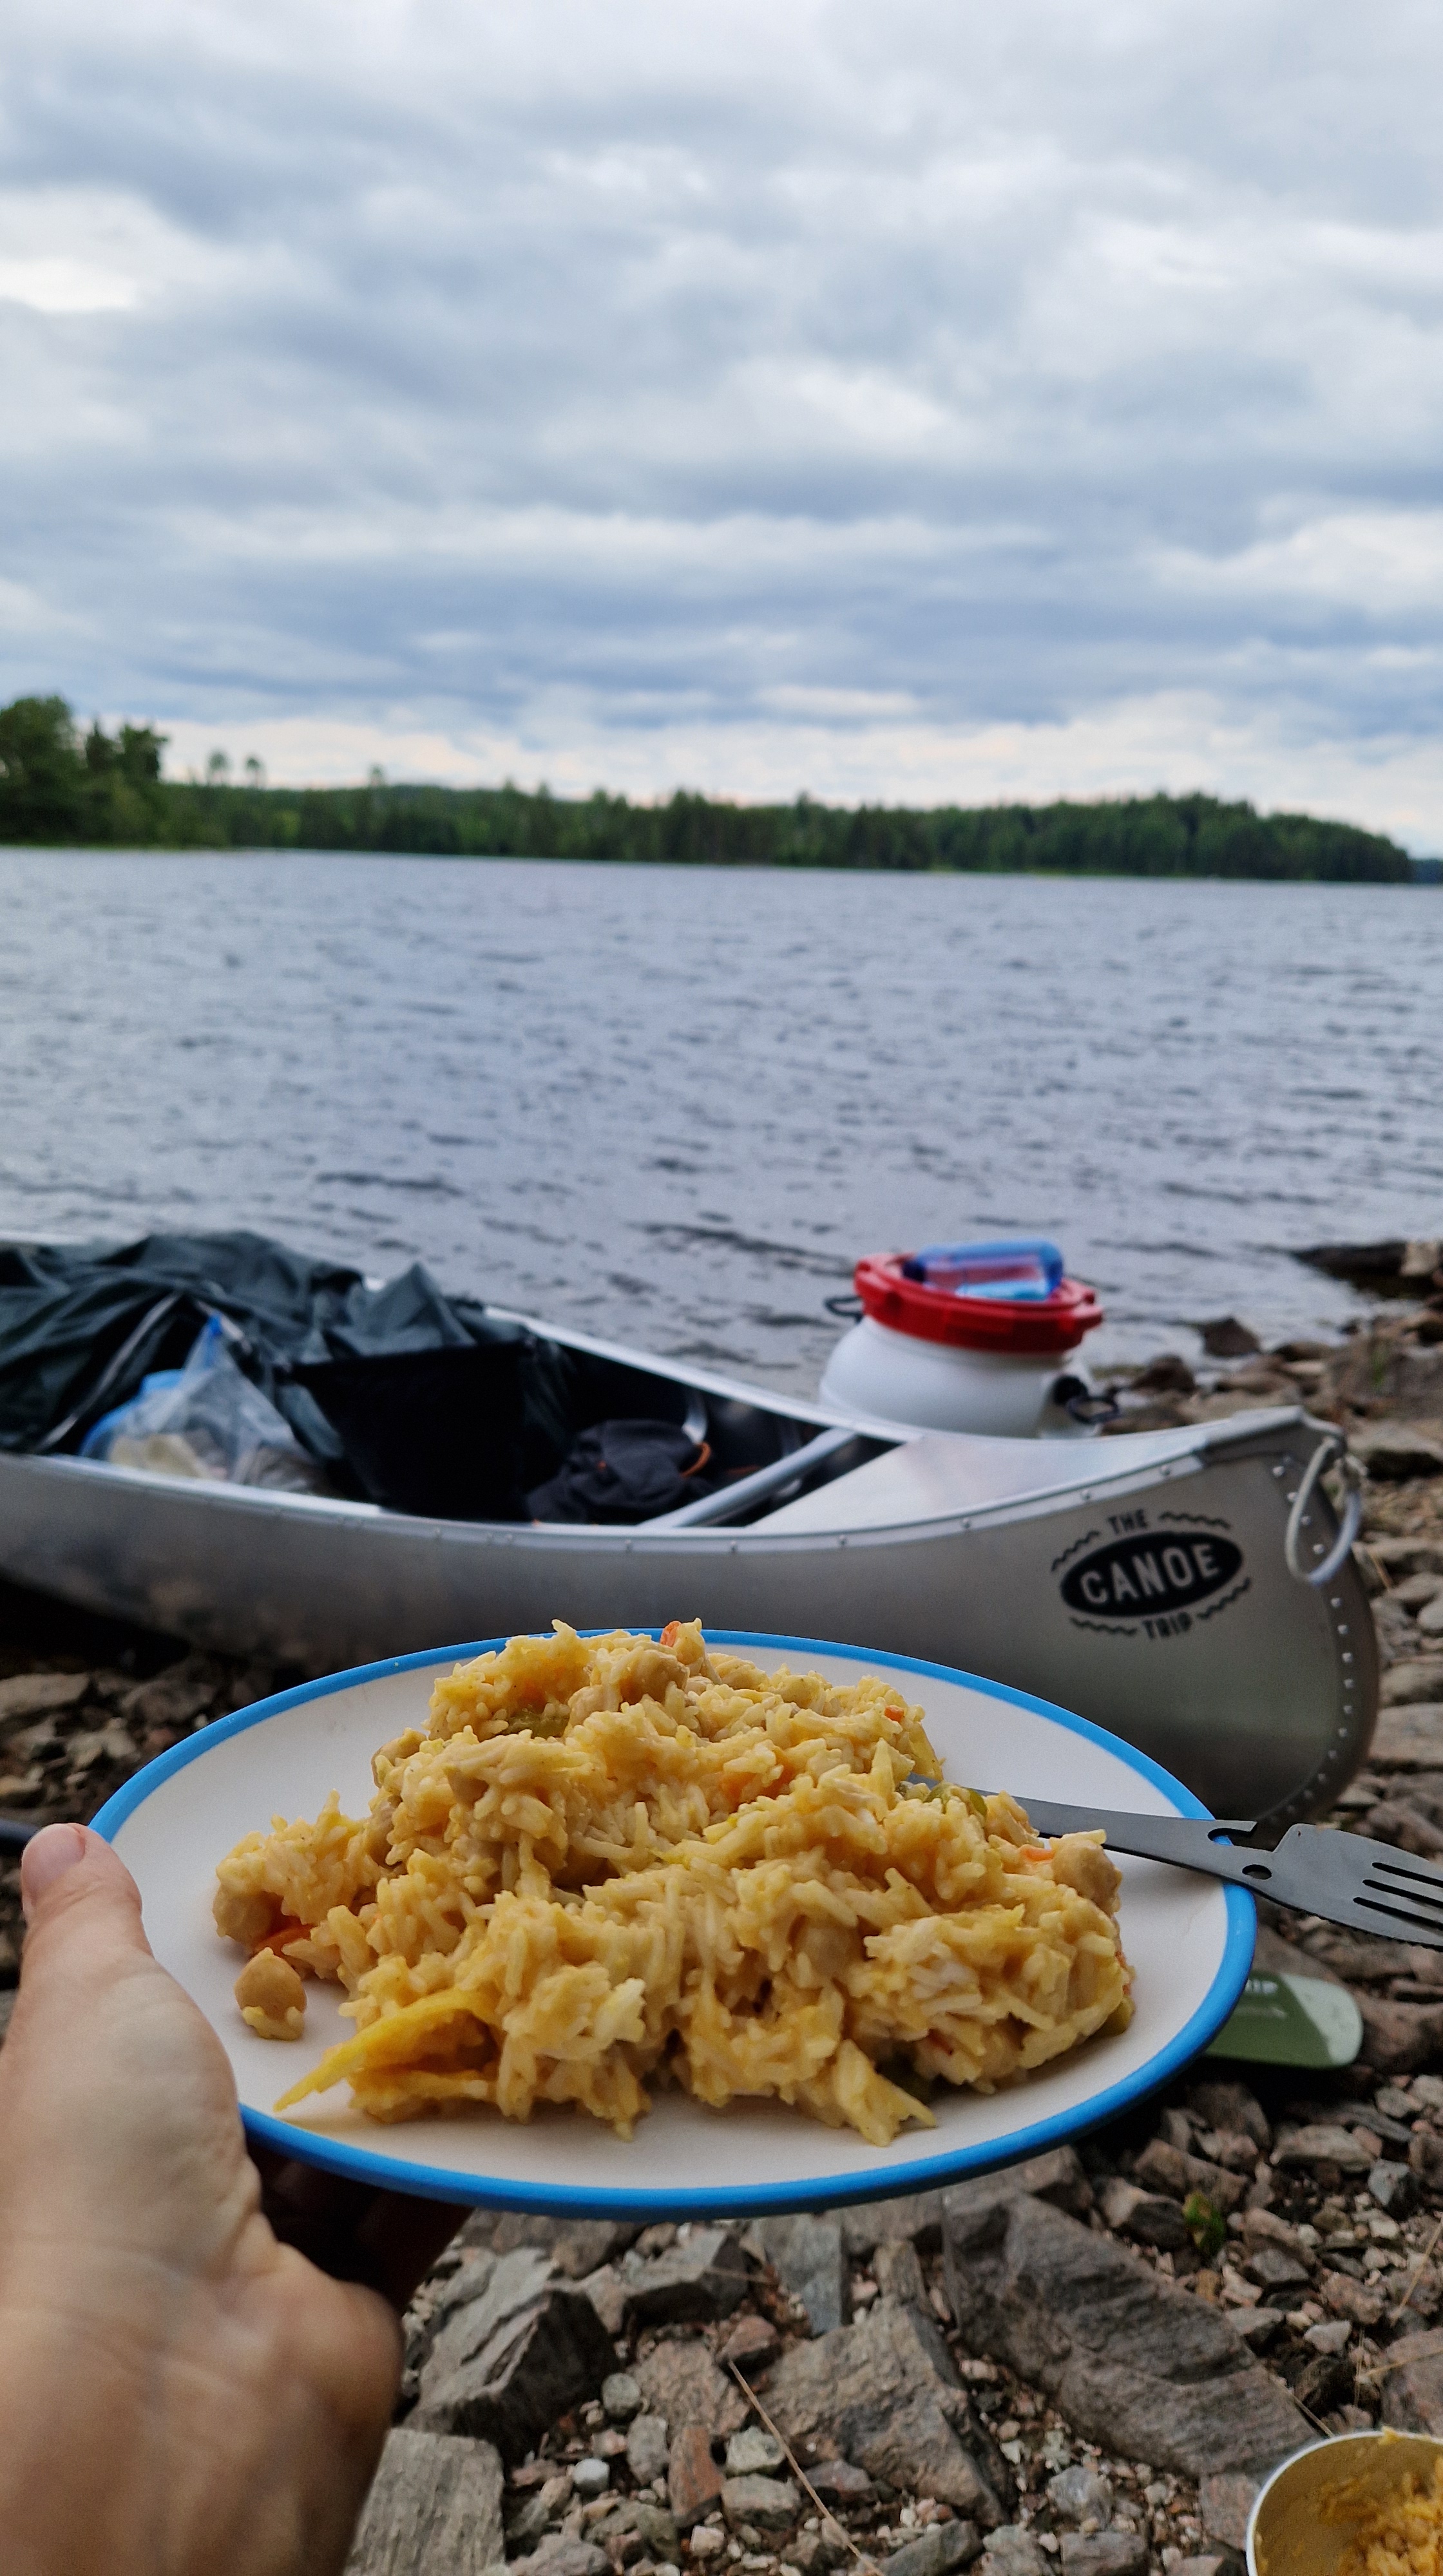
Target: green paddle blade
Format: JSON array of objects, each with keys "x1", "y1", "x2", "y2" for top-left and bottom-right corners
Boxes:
[{"x1": 1204, "y1": 1970, "x2": 1362, "y2": 2070}]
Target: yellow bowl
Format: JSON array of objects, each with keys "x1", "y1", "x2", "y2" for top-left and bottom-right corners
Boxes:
[{"x1": 1248, "y1": 2431, "x2": 1443, "y2": 2576}]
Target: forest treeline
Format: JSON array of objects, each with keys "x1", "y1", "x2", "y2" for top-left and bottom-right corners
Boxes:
[{"x1": 0, "y1": 690, "x2": 1415, "y2": 880}]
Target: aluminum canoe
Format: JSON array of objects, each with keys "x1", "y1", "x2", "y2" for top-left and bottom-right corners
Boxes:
[{"x1": 0, "y1": 1311, "x2": 1372, "y2": 1828}]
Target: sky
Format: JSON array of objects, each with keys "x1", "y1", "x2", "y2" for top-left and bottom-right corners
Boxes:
[{"x1": 3, "y1": 0, "x2": 1443, "y2": 842}]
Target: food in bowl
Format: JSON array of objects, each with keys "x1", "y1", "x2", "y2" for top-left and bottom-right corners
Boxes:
[
  {"x1": 213, "y1": 1622, "x2": 1132, "y2": 2143},
  {"x1": 1326, "y1": 2448, "x2": 1443, "y2": 2576}
]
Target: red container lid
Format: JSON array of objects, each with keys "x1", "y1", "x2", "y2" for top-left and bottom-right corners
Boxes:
[{"x1": 854, "y1": 1252, "x2": 1104, "y2": 1355}]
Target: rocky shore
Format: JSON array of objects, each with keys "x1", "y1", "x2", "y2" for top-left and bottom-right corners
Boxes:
[{"x1": 3, "y1": 1254, "x2": 1443, "y2": 2576}]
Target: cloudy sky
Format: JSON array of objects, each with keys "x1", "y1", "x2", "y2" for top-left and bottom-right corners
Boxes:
[{"x1": 4, "y1": 0, "x2": 1442, "y2": 838}]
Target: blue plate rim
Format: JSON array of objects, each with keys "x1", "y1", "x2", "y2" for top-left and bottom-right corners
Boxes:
[{"x1": 91, "y1": 1631, "x2": 1256, "y2": 2217}]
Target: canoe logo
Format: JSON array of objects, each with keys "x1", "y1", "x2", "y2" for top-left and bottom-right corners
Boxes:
[{"x1": 1060, "y1": 1528, "x2": 1245, "y2": 1636}]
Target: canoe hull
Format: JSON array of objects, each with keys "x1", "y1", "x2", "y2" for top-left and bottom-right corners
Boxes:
[{"x1": 0, "y1": 1408, "x2": 1373, "y2": 1826}]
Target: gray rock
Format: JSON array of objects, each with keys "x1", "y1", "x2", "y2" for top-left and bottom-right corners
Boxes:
[
  {"x1": 1382, "y1": 2328, "x2": 1443, "y2": 2434},
  {"x1": 884, "y1": 2522, "x2": 982, "y2": 2576},
  {"x1": 1046, "y1": 2467, "x2": 1114, "y2": 2526},
  {"x1": 809, "y1": 2459, "x2": 875, "y2": 2505},
  {"x1": 120, "y1": 1651, "x2": 227, "y2": 1734},
  {"x1": 412, "y1": 2248, "x2": 616, "y2": 2463},
  {"x1": 483, "y1": 2215, "x2": 631, "y2": 2272},
  {"x1": 1371, "y1": 1708, "x2": 1443, "y2": 1768},
  {"x1": 1355, "y1": 1426, "x2": 1443, "y2": 1481},
  {"x1": 1241, "y1": 2207, "x2": 1312, "y2": 2263},
  {"x1": 1172, "y1": 2559, "x2": 1230, "y2": 2576},
  {"x1": 1381, "y1": 1662, "x2": 1443, "y2": 1709},
  {"x1": 571, "y1": 2459, "x2": 610, "y2": 2501},
  {"x1": 627, "y1": 2413, "x2": 671, "y2": 2487},
  {"x1": 526, "y1": 2543, "x2": 609, "y2": 2576},
  {"x1": 845, "y1": 2152, "x2": 1088, "y2": 2266},
  {"x1": 1001, "y1": 2146, "x2": 1094, "y2": 2217},
  {"x1": 1132, "y1": 2138, "x2": 1246, "y2": 2213},
  {"x1": 578, "y1": 2265, "x2": 628, "y2": 2336},
  {"x1": 1364, "y1": 2000, "x2": 1443, "y2": 2074},
  {"x1": 343, "y1": 2427, "x2": 504, "y2": 2576},
  {"x1": 721, "y1": 2475, "x2": 801, "y2": 2532},
  {"x1": 1187, "y1": 2079, "x2": 1270, "y2": 2150},
  {"x1": 602, "y1": 2371, "x2": 643, "y2": 2424},
  {"x1": 940, "y1": 2148, "x2": 1093, "y2": 2235},
  {"x1": 1098, "y1": 2181, "x2": 1193, "y2": 2253},
  {"x1": 720, "y1": 2315, "x2": 781, "y2": 2376},
  {"x1": 841, "y1": 2192, "x2": 950, "y2": 2257},
  {"x1": 873, "y1": 2240, "x2": 929, "y2": 2307},
  {"x1": 760, "y1": 2295, "x2": 1009, "y2": 2524},
  {"x1": 635, "y1": 2340, "x2": 748, "y2": 2439},
  {"x1": 792, "y1": 2524, "x2": 850, "y2": 2574},
  {"x1": 1230, "y1": 2307, "x2": 1285, "y2": 2350},
  {"x1": 942, "y1": 2186, "x2": 1310, "y2": 2479},
  {"x1": 1413, "y1": 2128, "x2": 1443, "y2": 2192},
  {"x1": 1058, "y1": 2537, "x2": 1147, "y2": 2576},
  {"x1": 1199, "y1": 2471, "x2": 1262, "y2": 2553},
  {"x1": 506, "y1": 2476, "x2": 573, "y2": 2552},
  {"x1": 591, "y1": 2499, "x2": 681, "y2": 2562},
  {"x1": 726, "y1": 2428, "x2": 787, "y2": 2477},
  {"x1": 1272, "y1": 2123, "x2": 1374, "y2": 2174},
  {"x1": 425, "y1": 2251, "x2": 500, "y2": 2332},
  {"x1": 611, "y1": 2226, "x2": 752, "y2": 2328},
  {"x1": 760, "y1": 2214, "x2": 849, "y2": 2334},
  {"x1": 0, "y1": 1671, "x2": 90, "y2": 1726},
  {"x1": 978, "y1": 2526, "x2": 1046, "y2": 2576},
  {"x1": 1243, "y1": 2244, "x2": 1311, "y2": 2292},
  {"x1": 1370, "y1": 2160, "x2": 1420, "y2": 2217}
]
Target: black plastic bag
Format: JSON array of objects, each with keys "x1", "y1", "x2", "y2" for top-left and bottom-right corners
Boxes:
[
  {"x1": 291, "y1": 1341, "x2": 528, "y2": 1521},
  {"x1": 527, "y1": 1419, "x2": 714, "y2": 1525}
]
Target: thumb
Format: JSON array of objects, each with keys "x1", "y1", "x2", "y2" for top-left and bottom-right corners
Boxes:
[{"x1": 20, "y1": 1824, "x2": 153, "y2": 1967}]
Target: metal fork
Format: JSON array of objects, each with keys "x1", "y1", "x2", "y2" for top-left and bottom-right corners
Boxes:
[{"x1": 981, "y1": 1795, "x2": 1443, "y2": 1949}]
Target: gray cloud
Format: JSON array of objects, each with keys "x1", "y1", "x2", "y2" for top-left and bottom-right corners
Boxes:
[{"x1": 3, "y1": 0, "x2": 1442, "y2": 824}]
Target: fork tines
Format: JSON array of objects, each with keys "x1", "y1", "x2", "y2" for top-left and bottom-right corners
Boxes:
[{"x1": 1357, "y1": 1857, "x2": 1443, "y2": 1943}]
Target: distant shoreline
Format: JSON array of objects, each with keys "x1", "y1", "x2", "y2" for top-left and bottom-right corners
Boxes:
[{"x1": 0, "y1": 692, "x2": 1420, "y2": 882}]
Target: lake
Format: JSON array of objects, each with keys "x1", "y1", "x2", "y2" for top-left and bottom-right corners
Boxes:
[{"x1": 1, "y1": 851, "x2": 1439, "y2": 1394}]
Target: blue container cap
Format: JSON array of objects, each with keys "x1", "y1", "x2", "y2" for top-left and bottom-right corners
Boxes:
[{"x1": 899, "y1": 1238, "x2": 1066, "y2": 1302}]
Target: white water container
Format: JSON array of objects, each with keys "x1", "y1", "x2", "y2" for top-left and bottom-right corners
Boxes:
[
  {"x1": 821, "y1": 1316, "x2": 1091, "y2": 1436},
  {"x1": 821, "y1": 1239, "x2": 1105, "y2": 1437}
]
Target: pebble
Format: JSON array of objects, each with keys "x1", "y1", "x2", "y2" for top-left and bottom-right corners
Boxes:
[
  {"x1": 726, "y1": 2432, "x2": 787, "y2": 2479},
  {"x1": 979, "y1": 2528, "x2": 1047, "y2": 2576},
  {"x1": 1304, "y1": 2319, "x2": 1354, "y2": 2354},
  {"x1": 1369, "y1": 2164, "x2": 1419, "y2": 2217},
  {"x1": 1046, "y1": 2470, "x2": 1114, "y2": 2527},
  {"x1": 808, "y1": 2461, "x2": 874, "y2": 2506},
  {"x1": 603, "y1": 2372, "x2": 644, "y2": 2423},
  {"x1": 1058, "y1": 2539, "x2": 1146, "y2": 2576},
  {"x1": 627, "y1": 2416, "x2": 670, "y2": 2488},
  {"x1": 722, "y1": 2477, "x2": 802, "y2": 2533},
  {"x1": 720, "y1": 2316, "x2": 781, "y2": 2376},
  {"x1": 573, "y1": 2459, "x2": 611, "y2": 2500}
]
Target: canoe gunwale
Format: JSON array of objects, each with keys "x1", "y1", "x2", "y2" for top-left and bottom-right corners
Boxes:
[
  {"x1": 0, "y1": 1404, "x2": 1375, "y2": 1827},
  {"x1": 0, "y1": 1406, "x2": 1308, "y2": 1553}
]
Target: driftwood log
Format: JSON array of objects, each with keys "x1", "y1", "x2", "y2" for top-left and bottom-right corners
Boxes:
[{"x1": 345, "y1": 2427, "x2": 504, "y2": 2576}]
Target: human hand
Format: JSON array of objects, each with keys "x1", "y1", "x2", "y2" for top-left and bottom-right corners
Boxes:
[{"x1": 0, "y1": 1824, "x2": 453, "y2": 2576}]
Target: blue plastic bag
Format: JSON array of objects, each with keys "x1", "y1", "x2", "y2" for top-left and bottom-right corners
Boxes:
[{"x1": 82, "y1": 1316, "x2": 323, "y2": 1490}]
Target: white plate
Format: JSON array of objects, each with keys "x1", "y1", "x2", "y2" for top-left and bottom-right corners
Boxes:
[{"x1": 92, "y1": 1633, "x2": 1254, "y2": 2217}]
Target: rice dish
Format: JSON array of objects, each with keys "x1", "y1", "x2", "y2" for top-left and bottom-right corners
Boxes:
[
  {"x1": 1316, "y1": 2452, "x2": 1443, "y2": 2576},
  {"x1": 213, "y1": 1621, "x2": 1132, "y2": 2143}
]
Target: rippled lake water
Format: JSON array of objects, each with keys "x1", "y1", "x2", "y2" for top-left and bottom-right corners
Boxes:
[{"x1": 1, "y1": 850, "x2": 1439, "y2": 1394}]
